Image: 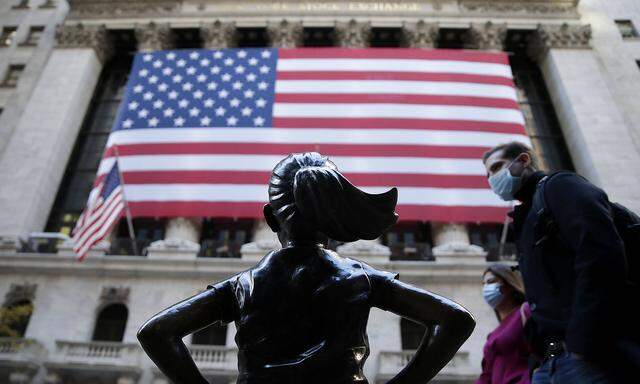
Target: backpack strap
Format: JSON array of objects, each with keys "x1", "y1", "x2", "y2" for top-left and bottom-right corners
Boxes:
[{"x1": 519, "y1": 302, "x2": 529, "y2": 327}]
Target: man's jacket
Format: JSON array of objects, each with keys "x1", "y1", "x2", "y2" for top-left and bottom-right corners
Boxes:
[{"x1": 510, "y1": 171, "x2": 627, "y2": 359}]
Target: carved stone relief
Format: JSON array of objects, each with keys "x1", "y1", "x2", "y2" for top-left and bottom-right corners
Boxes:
[
  {"x1": 4, "y1": 283, "x2": 37, "y2": 306},
  {"x1": 135, "y1": 22, "x2": 174, "y2": 51},
  {"x1": 459, "y1": 1, "x2": 577, "y2": 16},
  {"x1": 336, "y1": 19, "x2": 372, "y2": 48},
  {"x1": 100, "y1": 286, "x2": 130, "y2": 305},
  {"x1": 267, "y1": 20, "x2": 304, "y2": 48},
  {"x1": 464, "y1": 21, "x2": 507, "y2": 50},
  {"x1": 55, "y1": 23, "x2": 113, "y2": 62},
  {"x1": 528, "y1": 23, "x2": 592, "y2": 60},
  {"x1": 200, "y1": 20, "x2": 236, "y2": 48},
  {"x1": 402, "y1": 21, "x2": 439, "y2": 48},
  {"x1": 68, "y1": 0, "x2": 181, "y2": 19}
]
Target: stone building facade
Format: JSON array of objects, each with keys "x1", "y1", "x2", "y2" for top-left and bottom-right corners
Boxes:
[{"x1": 1, "y1": 0, "x2": 640, "y2": 383}]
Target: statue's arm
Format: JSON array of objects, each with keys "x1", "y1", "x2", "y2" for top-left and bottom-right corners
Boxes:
[
  {"x1": 137, "y1": 287, "x2": 233, "y2": 384},
  {"x1": 381, "y1": 279, "x2": 475, "y2": 384}
]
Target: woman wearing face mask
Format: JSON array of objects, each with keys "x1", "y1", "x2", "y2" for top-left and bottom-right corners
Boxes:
[{"x1": 476, "y1": 264, "x2": 531, "y2": 384}]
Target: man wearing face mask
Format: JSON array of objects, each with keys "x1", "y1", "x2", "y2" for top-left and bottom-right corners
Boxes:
[{"x1": 482, "y1": 142, "x2": 634, "y2": 384}]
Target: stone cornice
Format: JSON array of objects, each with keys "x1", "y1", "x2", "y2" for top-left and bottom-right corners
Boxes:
[
  {"x1": 54, "y1": 23, "x2": 113, "y2": 63},
  {"x1": 68, "y1": 0, "x2": 182, "y2": 19},
  {"x1": 0, "y1": 253, "x2": 490, "y2": 284},
  {"x1": 459, "y1": 0, "x2": 578, "y2": 16}
]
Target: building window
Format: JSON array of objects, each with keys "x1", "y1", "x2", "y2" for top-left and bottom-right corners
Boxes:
[
  {"x1": 0, "y1": 300, "x2": 33, "y2": 338},
  {"x1": 92, "y1": 303, "x2": 128, "y2": 342},
  {"x1": 173, "y1": 28, "x2": 203, "y2": 49},
  {"x1": 1, "y1": 26, "x2": 18, "y2": 47},
  {"x1": 302, "y1": 28, "x2": 336, "y2": 47},
  {"x1": 46, "y1": 31, "x2": 134, "y2": 237},
  {"x1": 382, "y1": 222, "x2": 433, "y2": 261},
  {"x1": 199, "y1": 219, "x2": 253, "y2": 258},
  {"x1": 236, "y1": 28, "x2": 269, "y2": 47},
  {"x1": 21, "y1": 26, "x2": 45, "y2": 46},
  {"x1": 615, "y1": 20, "x2": 639, "y2": 39},
  {"x1": 400, "y1": 318, "x2": 433, "y2": 350},
  {"x1": 192, "y1": 323, "x2": 228, "y2": 345},
  {"x1": 1, "y1": 64, "x2": 25, "y2": 87},
  {"x1": 437, "y1": 28, "x2": 466, "y2": 49},
  {"x1": 110, "y1": 218, "x2": 166, "y2": 256},
  {"x1": 39, "y1": 0, "x2": 56, "y2": 8},
  {"x1": 370, "y1": 28, "x2": 403, "y2": 47},
  {"x1": 11, "y1": 0, "x2": 30, "y2": 9},
  {"x1": 469, "y1": 223, "x2": 516, "y2": 261}
]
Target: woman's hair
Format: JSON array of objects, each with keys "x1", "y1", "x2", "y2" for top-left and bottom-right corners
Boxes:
[
  {"x1": 484, "y1": 264, "x2": 526, "y2": 304},
  {"x1": 268, "y1": 152, "x2": 398, "y2": 242}
]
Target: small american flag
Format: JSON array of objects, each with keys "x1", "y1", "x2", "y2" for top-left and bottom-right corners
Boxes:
[
  {"x1": 87, "y1": 48, "x2": 528, "y2": 236},
  {"x1": 73, "y1": 162, "x2": 124, "y2": 260}
]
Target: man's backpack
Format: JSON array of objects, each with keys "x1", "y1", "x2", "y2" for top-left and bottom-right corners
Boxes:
[{"x1": 533, "y1": 171, "x2": 640, "y2": 286}]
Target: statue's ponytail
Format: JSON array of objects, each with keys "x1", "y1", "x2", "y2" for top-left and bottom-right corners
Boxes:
[{"x1": 269, "y1": 153, "x2": 398, "y2": 242}]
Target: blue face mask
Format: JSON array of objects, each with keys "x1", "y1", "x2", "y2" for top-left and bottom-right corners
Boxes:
[
  {"x1": 488, "y1": 159, "x2": 522, "y2": 201},
  {"x1": 483, "y1": 283, "x2": 504, "y2": 309}
]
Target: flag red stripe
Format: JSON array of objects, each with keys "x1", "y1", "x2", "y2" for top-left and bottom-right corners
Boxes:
[
  {"x1": 272, "y1": 117, "x2": 526, "y2": 134},
  {"x1": 74, "y1": 192, "x2": 123, "y2": 246},
  {"x1": 275, "y1": 93, "x2": 520, "y2": 109},
  {"x1": 278, "y1": 48, "x2": 509, "y2": 64},
  {"x1": 128, "y1": 201, "x2": 508, "y2": 223},
  {"x1": 120, "y1": 170, "x2": 490, "y2": 189},
  {"x1": 103, "y1": 142, "x2": 492, "y2": 159},
  {"x1": 276, "y1": 71, "x2": 515, "y2": 86}
]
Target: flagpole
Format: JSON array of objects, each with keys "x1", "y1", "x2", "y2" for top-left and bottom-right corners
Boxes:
[{"x1": 113, "y1": 145, "x2": 139, "y2": 256}]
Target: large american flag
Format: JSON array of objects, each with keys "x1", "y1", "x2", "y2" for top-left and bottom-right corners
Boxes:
[{"x1": 90, "y1": 48, "x2": 529, "y2": 229}]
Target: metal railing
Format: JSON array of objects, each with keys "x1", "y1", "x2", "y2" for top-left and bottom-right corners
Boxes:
[
  {"x1": 108, "y1": 238, "x2": 152, "y2": 256},
  {"x1": 189, "y1": 345, "x2": 238, "y2": 370},
  {"x1": 485, "y1": 243, "x2": 518, "y2": 262},
  {"x1": 198, "y1": 239, "x2": 243, "y2": 258},
  {"x1": 388, "y1": 242, "x2": 434, "y2": 261},
  {"x1": 52, "y1": 340, "x2": 140, "y2": 365},
  {"x1": 17, "y1": 233, "x2": 70, "y2": 254}
]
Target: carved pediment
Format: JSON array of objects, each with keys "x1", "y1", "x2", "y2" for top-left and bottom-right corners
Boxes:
[{"x1": 68, "y1": 0, "x2": 182, "y2": 19}]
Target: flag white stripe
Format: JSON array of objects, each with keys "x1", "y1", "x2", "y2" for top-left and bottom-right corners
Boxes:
[
  {"x1": 277, "y1": 59, "x2": 512, "y2": 78},
  {"x1": 99, "y1": 154, "x2": 494, "y2": 177},
  {"x1": 273, "y1": 103, "x2": 525, "y2": 125},
  {"x1": 105, "y1": 128, "x2": 530, "y2": 149},
  {"x1": 73, "y1": 192, "x2": 124, "y2": 247},
  {"x1": 123, "y1": 184, "x2": 509, "y2": 207},
  {"x1": 275, "y1": 80, "x2": 517, "y2": 100},
  {"x1": 75, "y1": 202, "x2": 124, "y2": 258}
]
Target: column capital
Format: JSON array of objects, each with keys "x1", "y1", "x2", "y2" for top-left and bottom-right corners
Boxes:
[
  {"x1": 402, "y1": 20, "x2": 439, "y2": 48},
  {"x1": 55, "y1": 23, "x2": 113, "y2": 63},
  {"x1": 528, "y1": 23, "x2": 592, "y2": 60},
  {"x1": 200, "y1": 20, "x2": 236, "y2": 49},
  {"x1": 464, "y1": 21, "x2": 507, "y2": 51},
  {"x1": 267, "y1": 19, "x2": 303, "y2": 48},
  {"x1": 134, "y1": 21, "x2": 173, "y2": 52},
  {"x1": 336, "y1": 19, "x2": 371, "y2": 48}
]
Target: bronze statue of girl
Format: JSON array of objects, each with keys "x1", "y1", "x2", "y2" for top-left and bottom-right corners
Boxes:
[{"x1": 138, "y1": 152, "x2": 475, "y2": 384}]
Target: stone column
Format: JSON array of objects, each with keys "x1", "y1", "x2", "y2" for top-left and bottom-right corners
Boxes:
[
  {"x1": 43, "y1": 372, "x2": 61, "y2": 384},
  {"x1": 267, "y1": 20, "x2": 303, "y2": 48},
  {"x1": 240, "y1": 219, "x2": 280, "y2": 261},
  {"x1": 429, "y1": 22, "x2": 505, "y2": 263},
  {"x1": 147, "y1": 218, "x2": 201, "y2": 259},
  {"x1": 0, "y1": 24, "x2": 111, "y2": 239},
  {"x1": 336, "y1": 19, "x2": 371, "y2": 48},
  {"x1": 529, "y1": 23, "x2": 640, "y2": 212},
  {"x1": 200, "y1": 20, "x2": 236, "y2": 49},
  {"x1": 402, "y1": 20, "x2": 439, "y2": 48},
  {"x1": 432, "y1": 223, "x2": 486, "y2": 263},
  {"x1": 134, "y1": 22, "x2": 173, "y2": 51},
  {"x1": 464, "y1": 21, "x2": 507, "y2": 51}
]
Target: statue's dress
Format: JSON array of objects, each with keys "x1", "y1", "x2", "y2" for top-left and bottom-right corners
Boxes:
[{"x1": 207, "y1": 245, "x2": 399, "y2": 384}]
